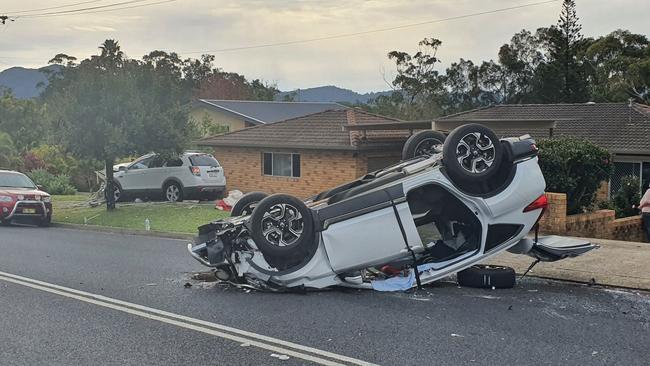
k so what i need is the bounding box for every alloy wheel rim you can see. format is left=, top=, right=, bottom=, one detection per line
left=166, top=185, right=179, bottom=202
left=260, top=203, right=304, bottom=247
left=242, top=202, right=258, bottom=216
left=455, top=132, right=496, bottom=174
left=414, top=138, right=443, bottom=157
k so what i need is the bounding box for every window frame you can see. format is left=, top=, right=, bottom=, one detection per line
left=262, top=152, right=301, bottom=178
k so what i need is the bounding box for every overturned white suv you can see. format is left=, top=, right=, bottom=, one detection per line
left=188, top=124, right=596, bottom=291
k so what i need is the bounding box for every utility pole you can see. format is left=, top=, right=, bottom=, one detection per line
left=0, top=16, right=15, bottom=24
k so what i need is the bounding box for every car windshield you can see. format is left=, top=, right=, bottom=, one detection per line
left=189, top=154, right=220, bottom=167
left=0, top=172, right=36, bottom=188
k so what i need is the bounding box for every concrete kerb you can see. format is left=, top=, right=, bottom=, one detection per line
left=51, top=222, right=193, bottom=241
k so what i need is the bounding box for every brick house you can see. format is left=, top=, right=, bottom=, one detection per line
left=435, top=102, right=650, bottom=197
left=198, top=109, right=413, bottom=198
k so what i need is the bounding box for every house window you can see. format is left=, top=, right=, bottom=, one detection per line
left=610, top=161, right=650, bottom=198
left=262, top=152, right=300, bottom=177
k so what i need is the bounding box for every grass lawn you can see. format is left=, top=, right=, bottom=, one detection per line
left=52, top=194, right=230, bottom=234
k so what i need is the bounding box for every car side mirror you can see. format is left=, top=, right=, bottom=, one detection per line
left=119, top=166, right=127, bottom=172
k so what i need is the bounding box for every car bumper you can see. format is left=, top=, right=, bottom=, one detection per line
left=1, top=200, right=52, bottom=221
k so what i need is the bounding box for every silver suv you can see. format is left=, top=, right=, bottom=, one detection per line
left=113, top=152, right=226, bottom=202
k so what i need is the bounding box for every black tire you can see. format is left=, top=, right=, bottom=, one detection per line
left=164, top=181, right=183, bottom=202
left=442, top=124, right=503, bottom=181
left=402, top=130, right=447, bottom=160
left=249, top=194, right=315, bottom=261
left=231, top=192, right=268, bottom=216
left=457, top=265, right=516, bottom=289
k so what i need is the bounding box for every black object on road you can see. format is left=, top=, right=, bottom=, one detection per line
left=457, top=265, right=516, bottom=289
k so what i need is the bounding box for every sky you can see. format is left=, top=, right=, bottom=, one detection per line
left=1, top=0, right=649, bottom=93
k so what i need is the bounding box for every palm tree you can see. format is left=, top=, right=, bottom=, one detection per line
left=96, top=39, right=125, bottom=70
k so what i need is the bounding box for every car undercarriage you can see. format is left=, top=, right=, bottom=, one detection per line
left=188, top=124, right=597, bottom=291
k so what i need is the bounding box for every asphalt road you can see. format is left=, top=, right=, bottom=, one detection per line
left=1, top=226, right=649, bottom=366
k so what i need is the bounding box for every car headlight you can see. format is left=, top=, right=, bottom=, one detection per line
left=0, top=195, right=14, bottom=202
left=42, top=196, right=51, bottom=203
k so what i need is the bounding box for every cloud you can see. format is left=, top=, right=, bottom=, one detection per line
left=69, top=25, right=117, bottom=32
left=1, top=0, right=649, bottom=92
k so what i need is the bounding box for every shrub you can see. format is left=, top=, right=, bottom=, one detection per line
left=28, top=169, right=77, bottom=195
left=29, top=144, right=78, bottom=175
left=22, top=151, right=46, bottom=172
left=612, top=175, right=641, bottom=218
left=537, top=138, right=613, bottom=214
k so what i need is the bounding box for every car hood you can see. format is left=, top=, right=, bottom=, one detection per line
left=0, top=187, right=49, bottom=197
left=113, top=162, right=130, bottom=171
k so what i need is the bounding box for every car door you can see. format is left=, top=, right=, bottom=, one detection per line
left=140, top=155, right=166, bottom=194
left=319, top=187, right=421, bottom=273
left=117, top=155, right=155, bottom=193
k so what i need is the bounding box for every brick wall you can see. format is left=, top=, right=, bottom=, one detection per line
left=609, top=215, right=646, bottom=242
left=540, top=192, right=647, bottom=242
left=212, top=146, right=368, bottom=199
left=539, top=193, right=567, bottom=234
left=595, top=180, right=610, bottom=202
left=565, top=210, right=616, bottom=238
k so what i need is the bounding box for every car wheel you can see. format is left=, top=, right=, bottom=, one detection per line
left=249, top=194, right=315, bottom=264
left=442, top=123, right=503, bottom=182
left=231, top=191, right=268, bottom=216
left=38, top=215, right=51, bottom=227
left=402, top=130, right=446, bottom=160
left=113, top=184, right=123, bottom=203
left=164, top=182, right=183, bottom=202
left=457, top=265, right=516, bottom=289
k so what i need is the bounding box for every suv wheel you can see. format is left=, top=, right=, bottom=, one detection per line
left=113, top=184, right=123, bottom=203
left=164, top=182, right=183, bottom=202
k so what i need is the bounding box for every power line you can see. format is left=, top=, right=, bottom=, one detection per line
left=180, top=0, right=560, bottom=54
left=3, top=1, right=102, bottom=15
left=22, top=0, right=177, bottom=18
left=11, top=0, right=153, bottom=18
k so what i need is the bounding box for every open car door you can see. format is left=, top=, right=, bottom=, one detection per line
left=509, top=235, right=598, bottom=262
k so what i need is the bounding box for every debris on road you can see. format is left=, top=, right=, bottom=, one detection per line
left=192, top=271, right=217, bottom=282
left=270, top=353, right=290, bottom=361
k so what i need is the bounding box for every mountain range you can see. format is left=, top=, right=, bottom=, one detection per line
left=0, top=66, right=393, bottom=103
left=0, top=66, right=57, bottom=98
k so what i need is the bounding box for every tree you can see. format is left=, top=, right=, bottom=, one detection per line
left=388, top=37, right=445, bottom=105
left=585, top=30, right=650, bottom=103
left=0, top=92, right=47, bottom=152
left=532, top=0, right=591, bottom=102
left=537, top=138, right=613, bottom=214
left=497, top=29, right=547, bottom=102
left=0, top=132, right=19, bottom=169
left=44, top=40, right=193, bottom=210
